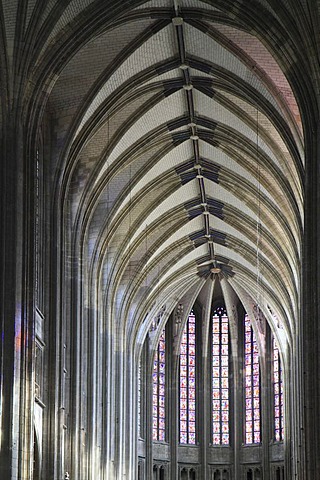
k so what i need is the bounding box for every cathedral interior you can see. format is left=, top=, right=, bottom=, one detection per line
left=1, top=0, right=320, bottom=478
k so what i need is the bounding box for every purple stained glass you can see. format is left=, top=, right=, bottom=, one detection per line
left=180, top=377, right=187, bottom=388
left=189, top=411, right=196, bottom=421
left=180, top=432, right=187, bottom=444
left=244, top=315, right=260, bottom=444
left=181, top=344, right=187, bottom=354
left=189, top=422, right=196, bottom=433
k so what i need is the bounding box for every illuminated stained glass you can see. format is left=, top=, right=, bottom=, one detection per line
left=212, top=306, right=229, bottom=445
left=179, top=311, right=196, bottom=444
left=138, top=358, right=141, bottom=437
left=245, top=315, right=260, bottom=444
left=152, top=329, right=166, bottom=441
left=273, top=337, right=284, bottom=441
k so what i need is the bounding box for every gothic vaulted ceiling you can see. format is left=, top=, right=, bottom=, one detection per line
left=1, top=0, right=306, bottom=348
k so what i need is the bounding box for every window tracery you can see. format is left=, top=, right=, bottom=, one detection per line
left=244, top=315, right=261, bottom=444
left=153, top=329, right=166, bottom=441
left=212, top=306, right=230, bottom=445
left=179, top=310, right=196, bottom=445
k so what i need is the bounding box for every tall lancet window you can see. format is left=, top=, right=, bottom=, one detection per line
left=179, top=310, right=196, bottom=444
left=138, top=358, right=141, bottom=437
left=244, top=315, right=261, bottom=444
left=212, top=306, right=230, bottom=445
left=152, top=329, right=166, bottom=441
left=273, top=337, right=284, bottom=441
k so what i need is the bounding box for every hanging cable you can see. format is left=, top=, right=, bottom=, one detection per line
left=256, top=107, right=262, bottom=309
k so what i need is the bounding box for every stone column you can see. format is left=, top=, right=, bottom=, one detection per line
left=0, top=117, right=36, bottom=479
left=302, top=120, right=320, bottom=479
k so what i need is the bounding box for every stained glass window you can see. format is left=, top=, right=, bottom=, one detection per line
left=138, top=358, right=141, bottom=437
left=212, top=306, right=230, bottom=445
left=179, top=310, right=196, bottom=444
left=152, top=329, right=166, bottom=441
left=273, top=337, right=284, bottom=441
left=244, top=315, right=261, bottom=444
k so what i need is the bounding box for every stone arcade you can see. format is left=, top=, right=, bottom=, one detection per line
left=1, top=0, right=320, bottom=479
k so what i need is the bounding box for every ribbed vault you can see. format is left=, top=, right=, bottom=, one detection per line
left=37, top=0, right=305, bottom=354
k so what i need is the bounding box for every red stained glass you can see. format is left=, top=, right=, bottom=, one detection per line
left=222, top=411, right=229, bottom=422
left=213, top=434, right=220, bottom=444
left=213, top=422, right=220, bottom=433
